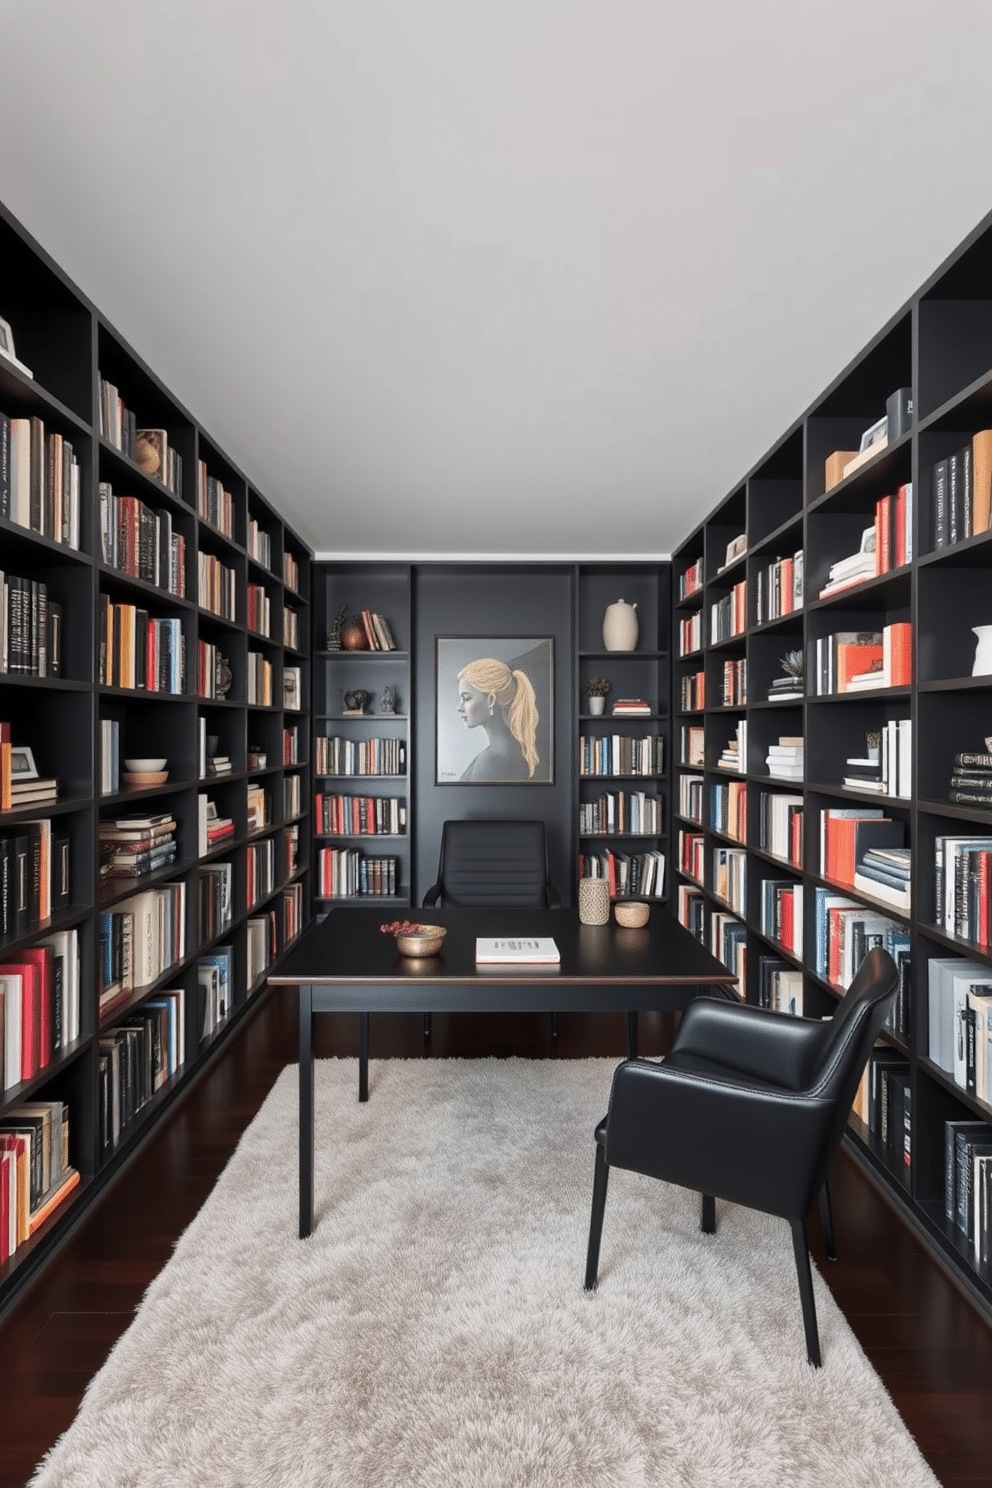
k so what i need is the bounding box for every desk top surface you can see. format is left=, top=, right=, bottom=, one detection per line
left=269, top=905, right=735, bottom=988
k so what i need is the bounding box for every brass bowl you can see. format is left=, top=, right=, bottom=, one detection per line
left=615, top=901, right=650, bottom=929
left=395, top=924, right=447, bottom=958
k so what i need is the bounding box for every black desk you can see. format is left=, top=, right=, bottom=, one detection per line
left=269, top=906, right=736, bottom=1238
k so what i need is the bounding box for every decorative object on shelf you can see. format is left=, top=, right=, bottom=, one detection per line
left=720, top=533, right=747, bottom=570
left=583, top=677, right=611, bottom=716
left=602, top=599, right=638, bottom=652
left=214, top=654, right=233, bottom=699
left=123, top=758, right=166, bottom=772
left=123, top=769, right=169, bottom=787
left=380, top=686, right=397, bottom=714
left=0, top=311, right=33, bottom=377
left=578, top=877, right=611, bottom=925
left=971, top=625, right=992, bottom=677
left=341, top=616, right=370, bottom=651
left=325, top=604, right=348, bottom=651
left=436, top=637, right=554, bottom=785
left=768, top=649, right=804, bottom=702
left=247, top=747, right=267, bottom=770
left=615, top=901, right=650, bottom=928
left=205, top=735, right=220, bottom=758
left=342, top=688, right=372, bottom=715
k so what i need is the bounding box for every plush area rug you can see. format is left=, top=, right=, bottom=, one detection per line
left=31, top=1059, right=938, bottom=1487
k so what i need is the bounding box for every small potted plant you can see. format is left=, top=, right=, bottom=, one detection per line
left=582, top=676, right=611, bottom=715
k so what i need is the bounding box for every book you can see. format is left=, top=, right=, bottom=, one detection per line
left=475, top=938, right=560, bottom=964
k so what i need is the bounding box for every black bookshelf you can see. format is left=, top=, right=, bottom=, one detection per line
left=671, top=209, right=992, bottom=1322
left=0, top=199, right=312, bottom=1314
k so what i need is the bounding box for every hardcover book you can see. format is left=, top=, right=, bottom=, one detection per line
left=475, top=938, right=560, bottom=965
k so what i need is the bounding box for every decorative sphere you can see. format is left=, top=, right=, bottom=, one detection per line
left=341, top=620, right=369, bottom=651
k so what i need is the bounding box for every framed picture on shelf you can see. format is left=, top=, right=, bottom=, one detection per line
left=435, top=636, right=554, bottom=785
left=0, top=312, right=32, bottom=376
left=10, top=745, right=39, bottom=781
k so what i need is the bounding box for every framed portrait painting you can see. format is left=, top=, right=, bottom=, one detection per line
left=436, top=637, right=554, bottom=785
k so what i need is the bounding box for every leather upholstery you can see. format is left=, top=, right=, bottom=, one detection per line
left=585, top=946, right=900, bottom=1365
left=423, top=820, right=561, bottom=908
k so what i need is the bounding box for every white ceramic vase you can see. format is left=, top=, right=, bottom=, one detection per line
left=972, top=625, right=992, bottom=677
left=603, top=599, right=639, bottom=652
left=588, top=695, right=607, bottom=715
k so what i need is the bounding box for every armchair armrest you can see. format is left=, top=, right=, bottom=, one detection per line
left=547, top=883, right=562, bottom=908
left=605, top=1057, right=835, bottom=1221
left=671, top=996, right=830, bottom=1092
left=422, top=884, right=442, bottom=907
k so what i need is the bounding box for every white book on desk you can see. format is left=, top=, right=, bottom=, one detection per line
left=475, top=937, right=560, bottom=964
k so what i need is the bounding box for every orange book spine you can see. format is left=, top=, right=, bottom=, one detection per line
left=888, top=622, right=913, bottom=687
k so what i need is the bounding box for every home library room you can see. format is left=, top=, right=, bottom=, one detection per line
left=0, top=201, right=312, bottom=1312
left=672, top=210, right=992, bottom=1321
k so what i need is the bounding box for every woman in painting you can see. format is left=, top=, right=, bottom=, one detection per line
left=457, top=658, right=539, bottom=781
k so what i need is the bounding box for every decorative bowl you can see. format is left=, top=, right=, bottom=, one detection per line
left=395, top=924, right=447, bottom=958
left=615, top=901, right=650, bottom=929
left=123, top=770, right=169, bottom=787
left=124, top=758, right=167, bottom=772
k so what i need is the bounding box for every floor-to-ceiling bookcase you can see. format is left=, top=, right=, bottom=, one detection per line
left=672, top=212, right=992, bottom=1320
left=0, top=201, right=311, bottom=1313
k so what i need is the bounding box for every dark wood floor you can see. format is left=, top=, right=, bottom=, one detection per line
left=2, top=987, right=991, bottom=1488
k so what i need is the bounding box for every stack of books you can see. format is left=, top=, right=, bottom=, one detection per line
left=766, top=736, right=804, bottom=780
left=843, top=722, right=912, bottom=797
left=949, top=749, right=992, bottom=806
left=818, top=529, right=877, bottom=597
left=767, top=669, right=809, bottom=702
left=207, top=754, right=233, bottom=777
left=611, top=698, right=651, bottom=716
left=854, top=846, right=912, bottom=911
left=99, top=813, right=177, bottom=880
left=717, top=719, right=747, bottom=771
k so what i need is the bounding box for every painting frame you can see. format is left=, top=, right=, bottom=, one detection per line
left=435, top=636, right=554, bottom=786
left=10, top=745, right=38, bottom=781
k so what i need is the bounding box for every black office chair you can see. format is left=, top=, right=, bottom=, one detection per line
left=422, top=818, right=561, bottom=1038
left=584, top=946, right=900, bottom=1367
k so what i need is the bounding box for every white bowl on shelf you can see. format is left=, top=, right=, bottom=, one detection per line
left=124, top=758, right=167, bottom=772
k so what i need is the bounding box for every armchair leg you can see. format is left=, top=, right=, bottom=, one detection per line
left=551, top=1012, right=559, bottom=1040
left=423, top=1012, right=432, bottom=1040
left=818, top=1182, right=837, bottom=1262
left=790, top=1219, right=822, bottom=1368
left=584, top=1143, right=610, bottom=1290
left=700, top=1193, right=716, bottom=1234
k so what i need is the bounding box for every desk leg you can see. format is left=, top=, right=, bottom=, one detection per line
left=299, top=985, right=315, bottom=1239
left=627, top=1011, right=638, bottom=1059
left=358, top=1011, right=369, bottom=1103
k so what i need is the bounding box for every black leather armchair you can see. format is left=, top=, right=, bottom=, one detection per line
left=422, top=819, right=561, bottom=1037
left=584, top=946, right=900, bottom=1366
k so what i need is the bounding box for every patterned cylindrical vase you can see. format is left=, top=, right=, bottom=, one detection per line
left=578, top=877, right=611, bottom=926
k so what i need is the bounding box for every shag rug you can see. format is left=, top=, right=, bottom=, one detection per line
left=31, top=1059, right=939, bottom=1488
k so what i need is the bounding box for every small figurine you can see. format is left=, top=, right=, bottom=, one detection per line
left=342, top=688, right=372, bottom=715
left=326, top=604, right=348, bottom=651
left=380, top=686, right=396, bottom=714
left=215, top=654, right=233, bottom=699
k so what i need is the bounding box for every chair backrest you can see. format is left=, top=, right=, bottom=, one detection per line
left=809, top=945, right=900, bottom=1155
left=429, top=819, right=553, bottom=907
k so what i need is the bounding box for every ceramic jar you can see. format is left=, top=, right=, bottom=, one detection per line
left=578, top=878, right=611, bottom=925
left=603, top=599, right=638, bottom=652
left=972, top=625, right=992, bottom=677
left=588, top=695, right=607, bottom=715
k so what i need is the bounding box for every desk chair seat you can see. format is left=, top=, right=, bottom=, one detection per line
left=584, top=947, right=899, bottom=1366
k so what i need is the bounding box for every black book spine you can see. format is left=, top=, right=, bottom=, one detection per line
left=933, top=459, right=948, bottom=548
left=0, top=411, right=10, bottom=519
left=949, top=452, right=961, bottom=546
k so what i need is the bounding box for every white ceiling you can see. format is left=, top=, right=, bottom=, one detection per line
left=3, top=0, right=992, bottom=560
